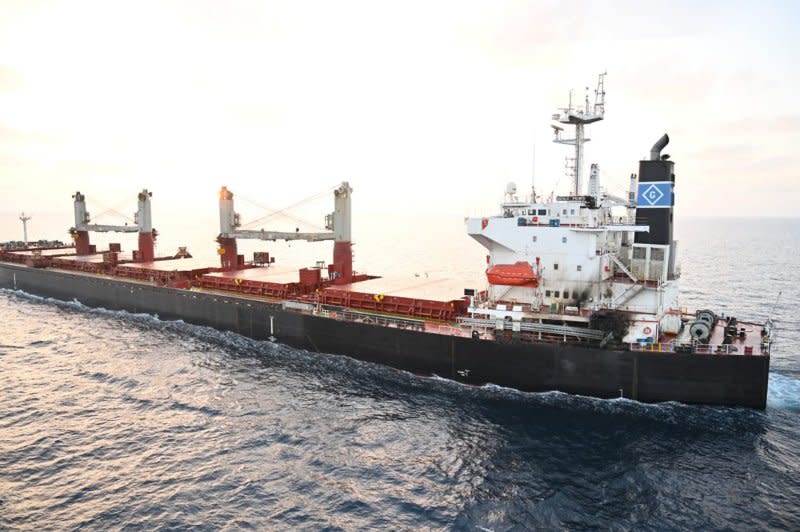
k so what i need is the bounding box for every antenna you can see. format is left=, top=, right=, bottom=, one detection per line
left=19, top=212, right=32, bottom=246
left=594, top=71, right=607, bottom=116
left=552, top=72, right=607, bottom=195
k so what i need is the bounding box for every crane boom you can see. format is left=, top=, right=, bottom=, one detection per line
left=70, top=189, right=156, bottom=260
left=216, top=182, right=353, bottom=282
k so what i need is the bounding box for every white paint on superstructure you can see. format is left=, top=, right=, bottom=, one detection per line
left=464, top=73, right=682, bottom=343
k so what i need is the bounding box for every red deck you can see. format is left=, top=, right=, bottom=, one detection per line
left=695, top=318, right=768, bottom=355
left=324, top=276, right=475, bottom=303
left=114, top=257, right=217, bottom=286
left=632, top=317, right=769, bottom=356
left=321, top=275, right=478, bottom=321
left=49, top=252, right=135, bottom=273
left=0, top=247, right=77, bottom=266
left=116, top=257, right=213, bottom=272
left=9, top=248, right=77, bottom=257
left=200, top=266, right=305, bottom=298
left=203, top=266, right=302, bottom=283
left=54, top=253, right=131, bottom=264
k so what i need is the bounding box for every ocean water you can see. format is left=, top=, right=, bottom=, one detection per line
left=1, top=218, right=799, bottom=530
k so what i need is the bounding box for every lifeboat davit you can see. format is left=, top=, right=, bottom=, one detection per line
left=486, top=261, right=539, bottom=287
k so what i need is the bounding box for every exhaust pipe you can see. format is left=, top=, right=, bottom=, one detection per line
left=650, top=133, right=669, bottom=161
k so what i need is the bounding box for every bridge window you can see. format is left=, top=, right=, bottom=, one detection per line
left=554, top=291, right=560, bottom=298
left=553, top=263, right=559, bottom=270
left=562, top=209, right=567, bottom=215
left=538, top=209, right=547, bottom=215
left=545, top=290, right=551, bottom=297
left=563, top=290, right=570, bottom=299
left=577, top=265, right=582, bottom=271
left=570, top=209, right=576, bottom=215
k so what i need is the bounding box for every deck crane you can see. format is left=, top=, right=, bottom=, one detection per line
left=70, top=189, right=157, bottom=261
left=216, top=182, right=353, bottom=283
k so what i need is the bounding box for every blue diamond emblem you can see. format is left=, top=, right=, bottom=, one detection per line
left=642, top=184, right=664, bottom=206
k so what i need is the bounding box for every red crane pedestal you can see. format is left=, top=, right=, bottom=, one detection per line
left=218, top=237, right=239, bottom=271
left=330, top=241, right=353, bottom=284
left=138, top=232, right=155, bottom=262
left=74, top=231, right=91, bottom=255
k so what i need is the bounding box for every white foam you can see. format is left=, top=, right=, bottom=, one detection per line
left=767, top=373, right=800, bottom=412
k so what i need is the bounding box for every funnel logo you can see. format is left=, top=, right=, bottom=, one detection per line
left=637, top=182, right=672, bottom=208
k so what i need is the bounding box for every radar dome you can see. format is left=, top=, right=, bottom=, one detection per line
left=505, top=182, right=517, bottom=195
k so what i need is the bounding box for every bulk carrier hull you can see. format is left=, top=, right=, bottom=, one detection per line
left=0, top=263, right=769, bottom=409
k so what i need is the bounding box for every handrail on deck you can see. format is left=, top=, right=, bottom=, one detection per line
left=629, top=342, right=675, bottom=353
left=629, top=340, right=765, bottom=356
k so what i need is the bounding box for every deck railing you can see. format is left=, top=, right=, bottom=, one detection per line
left=458, top=316, right=607, bottom=341
left=629, top=342, right=676, bottom=353
left=317, top=307, right=427, bottom=331
left=629, top=341, right=765, bottom=356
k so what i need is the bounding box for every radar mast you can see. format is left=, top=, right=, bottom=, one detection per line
left=551, top=72, right=606, bottom=195
left=19, top=212, right=32, bottom=246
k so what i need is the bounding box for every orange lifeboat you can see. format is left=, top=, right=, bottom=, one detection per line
left=486, top=261, right=539, bottom=287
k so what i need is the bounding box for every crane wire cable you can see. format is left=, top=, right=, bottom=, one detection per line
left=237, top=185, right=335, bottom=231
left=239, top=185, right=334, bottom=221
left=90, top=196, right=136, bottom=224
left=240, top=202, right=327, bottom=232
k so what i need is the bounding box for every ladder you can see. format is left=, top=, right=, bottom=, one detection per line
left=614, top=283, right=644, bottom=307
left=611, top=254, right=638, bottom=282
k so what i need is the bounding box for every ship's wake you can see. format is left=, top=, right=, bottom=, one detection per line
left=767, top=373, right=800, bottom=412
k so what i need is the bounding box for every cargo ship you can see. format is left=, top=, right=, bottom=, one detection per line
left=0, top=75, right=772, bottom=408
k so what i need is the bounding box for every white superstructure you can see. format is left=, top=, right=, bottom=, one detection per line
left=465, top=75, right=681, bottom=344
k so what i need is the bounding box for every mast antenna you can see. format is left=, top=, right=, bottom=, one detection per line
left=551, top=72, right=607, bottom=195
left=19, top=212, right=32, bottom=246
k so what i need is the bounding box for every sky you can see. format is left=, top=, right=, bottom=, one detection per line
left=1, top=0, right=799, bottom=246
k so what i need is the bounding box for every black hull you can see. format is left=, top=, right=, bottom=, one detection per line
left=0, top=264, right=770, bottom=409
